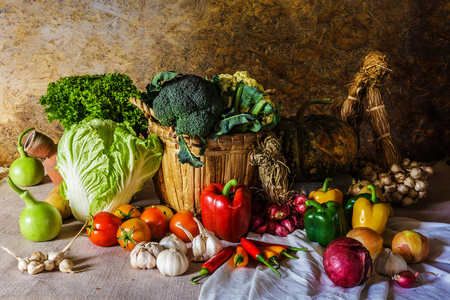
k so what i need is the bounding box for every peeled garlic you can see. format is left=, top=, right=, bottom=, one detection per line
left=373, top=248, right=408, bottom=277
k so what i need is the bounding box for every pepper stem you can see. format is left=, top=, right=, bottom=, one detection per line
left=322, top=177, right=332, bottom=192
left=367, top=184, right=378, bottom=203
left=191, top=268, right=210, bottom=285
left=222, top=179, right=238, bottom=197
left=286, top=246, right=308, bottom=252
left=234, top=254, right=244, bottom=268
left=305, top=200, right=323, bottom=212
left=257, top=255, right=281, bottom=277
left=281, top=250, right=299, bottom=259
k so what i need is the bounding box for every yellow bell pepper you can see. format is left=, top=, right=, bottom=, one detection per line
left=308, top=177, right=343, bottom=205
left=351, top=187, right=391, bottom=235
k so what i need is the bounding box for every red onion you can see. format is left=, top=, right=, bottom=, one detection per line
left=275, top=223, right=289, bottom=237
left=280, top=218, right=295, bottom=233
left=266, top=203, right=290, bottom=221
left=323, top=237, right=373, bottom=288
left=392, top=270, right=437, bottom=288
left=250, top=214, right=265, bottom=231
left=267, top=220, right=277, bottom=234
left=292, top=194, right=308, bottom=214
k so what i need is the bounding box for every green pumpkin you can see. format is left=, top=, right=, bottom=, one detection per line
left=277, top=98, right=358, bottom=182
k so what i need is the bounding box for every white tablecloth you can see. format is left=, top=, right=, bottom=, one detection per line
left=199, top=217, right=450, bottom=300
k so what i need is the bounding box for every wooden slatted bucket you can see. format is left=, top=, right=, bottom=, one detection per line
left=131, top=97, right=266, bottom=214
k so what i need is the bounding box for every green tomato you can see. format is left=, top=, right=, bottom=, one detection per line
left=8, top=178, right=62, bottom=242
left=9, top=128, right=44, bottom=187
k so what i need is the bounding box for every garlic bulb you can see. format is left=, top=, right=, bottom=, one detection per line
left=176, top=217, right=223, bottom=262
left=373, top=248, right=407, bottom=277
left=156, top=248, right=189, bottom=276
left=130, top=242, right=163, bottom=270
left=190, top=218, right=223, bottom=262
left=27, top=261, right=44, bottom=275
left=159, top=233, right=187, bottom=254
left=354, top=158, right=433, bottom=207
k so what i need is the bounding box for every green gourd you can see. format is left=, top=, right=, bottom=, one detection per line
left=8, top=177, right=62, bottom=242
left=277, top=98, right=358, bottom=182
left=9, top=128, right=45, bottom=187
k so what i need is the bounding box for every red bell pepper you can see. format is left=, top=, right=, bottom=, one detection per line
left=200, top=179, right=252, bottom=243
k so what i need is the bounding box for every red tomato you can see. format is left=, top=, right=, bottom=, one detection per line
left=87, top=212, right=123, bottom=247
left=114, top=204, right=141, bottom=221
left=140, top=207, right=169, bottom=240
left=169, top=210, right=200, bottom=243
left=116, top=218, right=152, bottom=251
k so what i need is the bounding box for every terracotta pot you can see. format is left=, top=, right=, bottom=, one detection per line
left=24, top=130, right=57, bottom=159
left=24, top=130, right=63, bottom=185
left=43, top=152, right=64, bottom=186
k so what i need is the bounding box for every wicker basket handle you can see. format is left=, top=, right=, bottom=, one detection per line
left=130, top=97, right=156, bottom=120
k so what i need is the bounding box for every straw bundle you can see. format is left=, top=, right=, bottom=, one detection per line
left=341, top=51, right=401, bottom=168
left=248, top=133, right=290, bottom=205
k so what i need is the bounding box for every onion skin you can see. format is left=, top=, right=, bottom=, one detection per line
left=392, top=230, right=430, bottom=263
left=346, top=227, right=383, bottom=259
left=323, top=237, right=373, bottom=288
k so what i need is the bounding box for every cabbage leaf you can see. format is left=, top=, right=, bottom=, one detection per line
left=56, top=118, right=163, bottom=222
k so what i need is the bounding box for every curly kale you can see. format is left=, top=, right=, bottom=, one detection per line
left=39, top=73, right=148, bottom=137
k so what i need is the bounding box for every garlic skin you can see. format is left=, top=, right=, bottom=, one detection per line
left=190, top=218, right=223, bottom=262
left=27, top=261, right=44, bottom=275
left=47, top=251, right=65, bottom=267
left=130, top=242, right=162, bottom=270
left=156, top=248, right=189, bottom=277
left=30, top=252, right=46, bottom=263
left=18, top=257, right=29, bottom=271
left=373, top=248, right=408, bottom=277
left=43, top=259, right=55, bottom=271
left=159, top=233, right=187, bottom=254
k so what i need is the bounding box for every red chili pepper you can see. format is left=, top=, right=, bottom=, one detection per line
left=246, top=239, right=307, bottom=252
left=240, top=237, right=281, bottom=277
left=200, top=179, right=252, bottom=242
left=191, top=246, right=234, bottom=285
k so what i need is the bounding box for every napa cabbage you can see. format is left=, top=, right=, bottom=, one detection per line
left=56, top=118, right=163, bottom=222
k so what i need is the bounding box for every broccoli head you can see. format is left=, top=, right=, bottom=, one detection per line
left=153, top=74, right=224, bottom=137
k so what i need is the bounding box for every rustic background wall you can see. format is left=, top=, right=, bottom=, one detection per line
left=1, top=0, right=448, bottom=167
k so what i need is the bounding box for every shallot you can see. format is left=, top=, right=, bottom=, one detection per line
left=392, top=270, right=437, bottom=288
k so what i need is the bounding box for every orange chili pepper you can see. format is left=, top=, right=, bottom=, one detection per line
left=234, top=245, right=249, bottom=268
left=261, top=248, right=280, bottom=268
left=265, top=245, right=299, bottom=260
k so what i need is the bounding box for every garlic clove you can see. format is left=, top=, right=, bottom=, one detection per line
left=30, top=251, right=46, bottom=263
